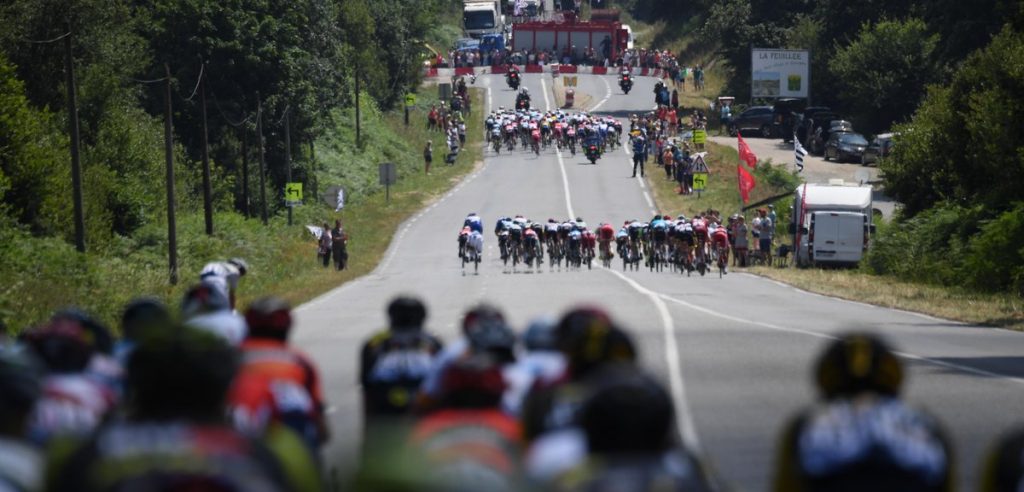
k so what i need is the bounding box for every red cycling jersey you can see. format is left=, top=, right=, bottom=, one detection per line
left=711, top=228, right=729, bottom=249
left=597, top=224, right=615, bottom=241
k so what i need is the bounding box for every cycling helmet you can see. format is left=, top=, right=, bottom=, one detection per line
left=462, top=304, right=506, bottom=335
left=467, top=316, right=516, bottom=364
left=244, top=296, right=293, bottom=340
left=22, top=318, right=95, bottom=374
left=556, top=307, right=636, bottom=378
left=51, top=308, right=114, bottom=355
left=181, top=281, right=231, bottom=318
left=227, top=257, right=249, bottom=276
left=121, top=297, right=171, bottom=342
left=523, top=316, right=558, bottom=351
left=387, top=295, right=427, bottom=331
left=581, top=365, right=674, bottom=454
left=814, top=333, right=903, bottom=400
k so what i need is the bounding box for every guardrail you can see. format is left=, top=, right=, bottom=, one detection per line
left=426, top=65, right=666, bottom=79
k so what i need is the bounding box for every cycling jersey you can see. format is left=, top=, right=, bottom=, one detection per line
left=47, top=422, right=320, bottom=492
left=711, top=228, right=730, bottom=249
left=773, top=395, right=952, bottom=492
left=597, top=224, right=616, bottom=241
left=360, top=330, right=443, bottom=416
left=29, top=374, right=116, bottom=444
left=464, top=215, right=483, bottom=233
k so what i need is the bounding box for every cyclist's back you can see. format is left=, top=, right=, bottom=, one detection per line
left=47, top=325, right=320, bottom=492
left=772, top=333, right=952, bottom=492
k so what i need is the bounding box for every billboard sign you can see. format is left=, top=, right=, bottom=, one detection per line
left=751, top=48, right=809, bottom=98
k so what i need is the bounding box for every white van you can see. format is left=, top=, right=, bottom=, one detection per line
left=791, top=181, right=874, bottom=267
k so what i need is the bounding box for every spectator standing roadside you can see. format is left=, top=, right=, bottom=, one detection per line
left=733, top=215, right=749, bottom=266
left=423, top=141, right=433, bottom=175
left=331, top=220, right=348, bottom=271
left=758, top=209, right=773, bottom=262
left=318, top=223, right=332, bottom=268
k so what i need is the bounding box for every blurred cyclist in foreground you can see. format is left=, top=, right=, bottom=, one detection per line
left=772, top=333, right=953, bottom=492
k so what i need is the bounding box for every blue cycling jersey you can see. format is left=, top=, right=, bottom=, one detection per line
left=464, top=215, right=483, bottom=233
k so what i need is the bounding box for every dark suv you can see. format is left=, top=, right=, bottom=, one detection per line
left=796, top=108, right=836, bottom=146
left=771, top=98, right=806, bottom=142
left=727, top=106, right=775, bottom=138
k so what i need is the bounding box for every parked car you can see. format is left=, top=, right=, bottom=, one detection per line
left=796, top=107, right=835, bottom=146
left=772, top=98, right=806, bottom=142
left=727, top=106, right=775, bottom=138
left=824, top=132, right=869, bottom=162
left=861, top=133, right=894, bottom=166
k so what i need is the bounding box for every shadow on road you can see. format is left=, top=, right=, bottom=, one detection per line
left=914, top=356, right=1024, bottom=379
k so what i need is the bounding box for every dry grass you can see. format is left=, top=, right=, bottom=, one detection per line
left=747, top=266, right=1024, bottom=330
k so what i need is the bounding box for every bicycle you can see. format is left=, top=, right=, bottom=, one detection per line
left=715, top=245, right=728, bottom=278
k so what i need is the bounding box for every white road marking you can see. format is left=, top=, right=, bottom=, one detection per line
left=602, top=267, right=701, bottom=449
left=590, top=75, right=612, bottom=112
left=540, top=76, right=552, bottom=111
left=555, top=150, right=575, bottom=219
left=656, top=293, right=1024, bottom=386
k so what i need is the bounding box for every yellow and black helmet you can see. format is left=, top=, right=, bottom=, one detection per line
left=814, top=333, right=904, bottom=400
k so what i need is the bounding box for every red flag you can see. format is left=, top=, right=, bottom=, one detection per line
left=737, top=134, right=758, bottom=168
left=737, top=164, right=756, bottom=203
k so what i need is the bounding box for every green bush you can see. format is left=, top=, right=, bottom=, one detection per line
left=864, top=203, right=981, bottom=285
left=962, top=203, right=1024, bottom=296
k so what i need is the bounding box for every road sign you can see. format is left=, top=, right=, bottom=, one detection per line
left=693, top=172, right=709, bottom=191
left=378, top=162, right=397, bottom=186
left=692, top=153, right=710, bottom=172
left=379, top=162, right=397, bottom=202
left=404, top=93, right=417, bottom=107
left=692, top=129, right=707, bottom=145
left=284, top=182, right=302, bottom=206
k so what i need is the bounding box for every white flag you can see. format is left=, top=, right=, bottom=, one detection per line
left=794, top=135, right=807, bottom=173
left=335, top=188, right=345, bottom=211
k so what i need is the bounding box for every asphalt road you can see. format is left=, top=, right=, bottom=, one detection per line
left=292, top=72, right=1024, bottom=490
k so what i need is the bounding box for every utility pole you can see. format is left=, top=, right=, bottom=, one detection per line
left=163, top=63, right=178, bottom=284
left=284, top=109, right=293, bottom=226
left=354, top=63, right=361, bottom=146
left=64, top=27, right=85, bottom=253
left=240, top=126, right=250, bottom=218
left=256, top=93, right=268, bottom=225
left=199, top=62, right=213, bottom=235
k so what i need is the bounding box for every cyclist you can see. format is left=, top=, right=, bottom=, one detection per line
left=508, top=220, right=525, bottom=263
left=229, top=297, right=329, bottom=451
left=47, top=326, right=321, bottom=492
left=199, top=257, right=248, bottom=310
left=711, top=223, right=730, bottom=274
left=676, top=219, right=696, bottom=269
left=597, top=222, right=616, bottom=262
left=361, top=296, right=443, bottom=420
left=464, top=212, right=483, bottom=233
left=504, top=317, right=566, bottom=417
left=181, top=281, right=248, bottom=346
left=691, top=215, right=710, bottom=264
left=772, top=333, right=953, bottom=492
left=561, top=365, right=719, bottom=491
left=418, top=305, right=507, bottom=411
left=524, top=226, right=541, bottom=265
left=650, top=215, right=669, bottom=264
left=566, top=227, right=583, bottom=266
left=580, top=227, right=597, bottom=264
left=615, top=223, right=630, bottom=259
left=522, top=308, right=638, bottom=482
left=0, top=348, right=42, bottom=492
left=410, top=354, right=523, bottom=491
left=23, top=318, right=116, bottom=444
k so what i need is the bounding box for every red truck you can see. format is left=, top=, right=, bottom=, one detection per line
left=511, top=14, right=629, bottom=64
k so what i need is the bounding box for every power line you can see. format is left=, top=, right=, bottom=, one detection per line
left=210, top=91, right=252, bottom=128
left=20, top=32, right=70, bottom=44
left=181, top=62, right=205, bottom=102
